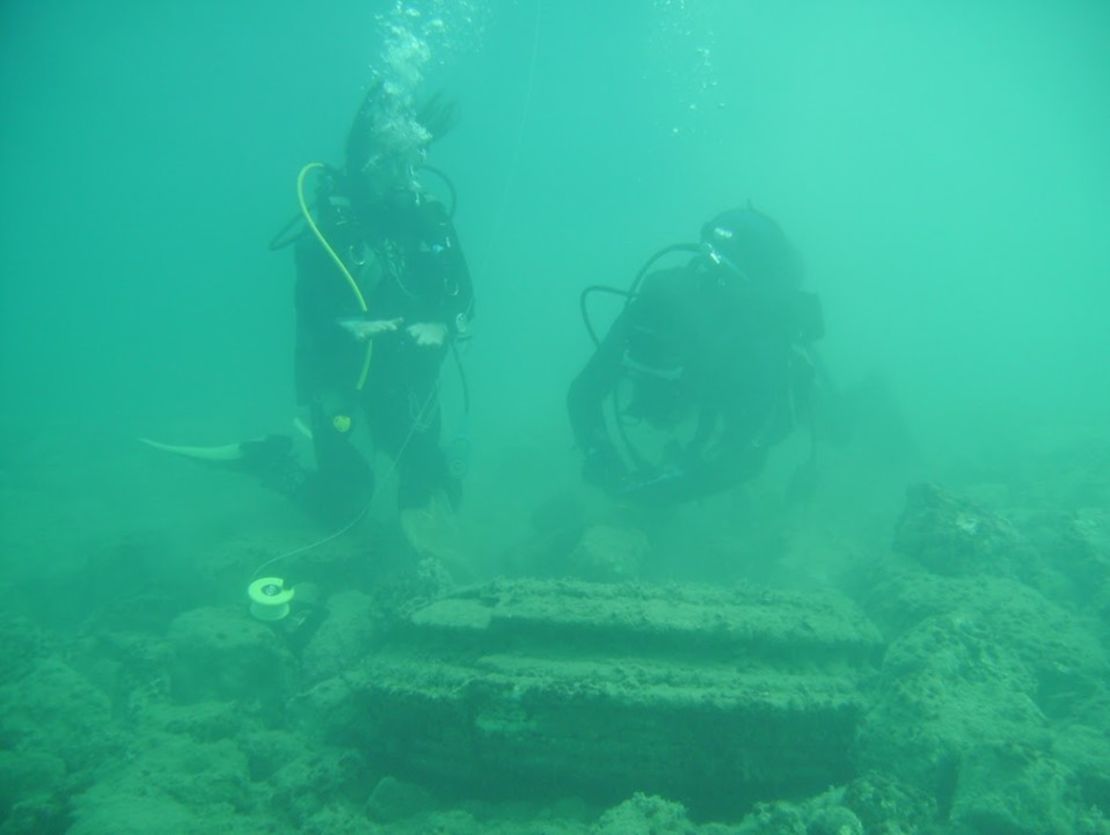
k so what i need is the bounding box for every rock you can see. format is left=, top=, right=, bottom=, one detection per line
left=0, top=615, right=51, bottom=687
left=1026, top=508, right=1110, bottom=616
left=269, top=748, right=372, bottom=824
left=68, top=792, right=201, bottom=835
left=400, top=494, right=471, bottom=582
left=859, top=609, right=1046, bottom=795
left=893, top=483, right=1035, bottom=577
left=857, top=571, right=1110, bottom=835
left=0, top=750, right=65, bottom=830
left=300, top=804, right=381, bottom=835
left=239, top=729, right=305, bottom=783
left=863, top=573, right=1107, bottom=721
left=568, top=525, right=650, bottom=581
left=136, top=733, right=251, bottom=808
left=366, top=776, right=437, bottom=823
left=732, top=787, right=887, bottom=835
left=842, top=772, right=936, bottom=835
left=301, top=591, right=378, bottom=684
left=948, top=745, right=1092, bottom=835
left=336, top=578, right=882, bottom=816
left=737, top=801, right=807, bottom=835
left=0, top=657, right=118, bottom=772
left=289, top=673, right=366, bottom=747
left=592, top=793, right=694, bottom=834
left=145, top=699, right=243, bottom=742
left=806, top=805, right=864, bottom=835
left=67, top=732, right=264, bottom=834
left=88, top=630, right=172, bottom=721
left=1049, top=722, right=1110, bottom=826
left=0, top=793, right=66, bottom=835
left=167, top=606, right=295, bottom=709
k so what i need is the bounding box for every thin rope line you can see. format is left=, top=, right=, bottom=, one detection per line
left=249, top=372, right=443, bottom=580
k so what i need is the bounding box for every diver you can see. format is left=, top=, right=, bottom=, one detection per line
left=147, top=82, right=475, bottom=538
left=568, top=207, right=823, bottom=504
left=279, top=82, right=474, bottom=531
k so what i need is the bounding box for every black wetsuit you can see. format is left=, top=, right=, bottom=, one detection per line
left=293, top=189, right=474, bottom=518
left=568, top=257, right=819, bottom=502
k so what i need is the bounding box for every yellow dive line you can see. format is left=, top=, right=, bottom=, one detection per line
left=296, top=162, right=373, bottom=390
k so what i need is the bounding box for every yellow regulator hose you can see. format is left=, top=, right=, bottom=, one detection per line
left=296, top=162, right=373, bottom=390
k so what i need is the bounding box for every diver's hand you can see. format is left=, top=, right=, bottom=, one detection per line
left=620, top=465, right=687, bottom=504
left=407, top=322, right=448, bottom=347
left=339, top=317, right=404, bottom=342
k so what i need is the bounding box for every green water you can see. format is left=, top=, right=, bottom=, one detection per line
left=2, top=2, right=1108, bottom=833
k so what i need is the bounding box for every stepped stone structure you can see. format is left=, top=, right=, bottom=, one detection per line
left=336, top=578, right=882, bottom=814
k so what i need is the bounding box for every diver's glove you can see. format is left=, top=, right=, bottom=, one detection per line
left=582, top=442, right=628, bottom=494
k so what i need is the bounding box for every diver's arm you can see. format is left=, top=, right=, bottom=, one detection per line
left=405, top=321, right=448, bottom=347
left=692, top=429, right=769, bottom=495
left=568, top=313, right=628, bottom=450
left=625, top=426, right=768, bottom=504
left=340, top=318, right=404, bottom=341
left=405, top=246, right=469, bottom=347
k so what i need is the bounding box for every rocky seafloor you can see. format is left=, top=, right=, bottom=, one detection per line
left=1, top=434, right=1108, bottom=834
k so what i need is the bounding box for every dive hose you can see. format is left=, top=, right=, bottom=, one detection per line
left=296, top=162, right=373, bottom=391
left=579, top=242, right=704, bottom=472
